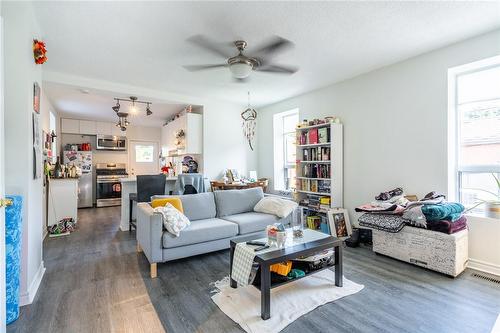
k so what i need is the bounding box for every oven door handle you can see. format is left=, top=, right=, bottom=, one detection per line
left=97, top=180, right=120, bottom=183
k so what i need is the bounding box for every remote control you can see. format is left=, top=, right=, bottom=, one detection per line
left=246, top=241, right=267, bottom=246
left=254, top=245, right=269, bottom=252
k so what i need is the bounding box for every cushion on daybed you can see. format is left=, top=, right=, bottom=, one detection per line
left=214, top=187, right=264, bottom=217
left=223, top=212, right=280, bottom=234
left=162, top=218, right=238, bottom=248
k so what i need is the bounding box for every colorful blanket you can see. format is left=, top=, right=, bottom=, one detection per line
left=421, top=203, right=464, bottom=221
left=426, top=215, right=467, bottom=234
left=358, top=213, right=410, bottom=233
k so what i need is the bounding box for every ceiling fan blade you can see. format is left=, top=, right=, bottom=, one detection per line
left=252, top=36, right=294, bottom=58
left=255, top=64, right=298, bottom=74
left=187, top=35, right=232, bottom=59
left=183, top=64, right=228, bottom=71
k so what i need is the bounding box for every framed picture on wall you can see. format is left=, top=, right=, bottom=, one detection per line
left=327, top=208, right=352, bottom=239
left=33, top=82, right=41, bottom=114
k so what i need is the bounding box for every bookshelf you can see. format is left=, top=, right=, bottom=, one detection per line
left=295, top=121, right=343, bottom=233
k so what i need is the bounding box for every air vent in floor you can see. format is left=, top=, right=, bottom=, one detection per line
left=471, top=272, right=500, bottom=285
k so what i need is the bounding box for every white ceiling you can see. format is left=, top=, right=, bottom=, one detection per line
left=35, top=1, right=500, bottom=107
left=44, top=82, right=191, bottom=127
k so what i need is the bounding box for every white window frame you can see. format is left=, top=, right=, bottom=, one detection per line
left=273, top=109, right=299, bottom=193
left=448, top=55, right=500, bottom=207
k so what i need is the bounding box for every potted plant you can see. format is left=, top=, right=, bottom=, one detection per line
left=466, top=173, right=500, bottom=219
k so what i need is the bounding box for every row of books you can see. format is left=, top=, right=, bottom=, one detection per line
left=305, top=215, right=330, bottom=234
left=298, top=179, right=331, bottom=193
left=298, top=127, right=330, bottom=145
left=302, top=147, right=330, bottom=161
left=301, top=164, right=331, bottom=178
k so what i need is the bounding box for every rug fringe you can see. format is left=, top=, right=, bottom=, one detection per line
left=210, top=276, right=231, bottom=293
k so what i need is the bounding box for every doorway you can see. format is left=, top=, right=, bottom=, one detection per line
left=128, top=140, right=159, bottom=176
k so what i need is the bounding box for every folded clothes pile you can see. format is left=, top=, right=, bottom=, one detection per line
left=356, top=188, right=467, bottom=234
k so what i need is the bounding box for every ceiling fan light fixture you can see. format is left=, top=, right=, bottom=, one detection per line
left=230, top=62, right=252, bottom=79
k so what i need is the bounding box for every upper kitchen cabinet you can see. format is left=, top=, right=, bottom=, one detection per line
left=161, top=113, right=202, bottom=155
left=61, top=118, right=80, bottom=134
left=96, top=121, right=112, bottom=135
left=62, top=118, right=125, bottom=136
left=79, top=120, right=97, bottom=135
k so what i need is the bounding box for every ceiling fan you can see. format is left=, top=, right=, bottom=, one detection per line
left=183, top=35, right=298, bottom=81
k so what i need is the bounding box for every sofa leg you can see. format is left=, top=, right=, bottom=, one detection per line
left=136, top=243, right=142, bottom=253
left=150, top=263, right=157, bottom=278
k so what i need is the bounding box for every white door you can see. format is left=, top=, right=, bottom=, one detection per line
left=129, top=141, right=159, bottom=176
left=0, top=18, right=6, bottom=333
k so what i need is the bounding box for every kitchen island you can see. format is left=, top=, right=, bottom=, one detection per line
left=120, top=176, right=177, bottom=231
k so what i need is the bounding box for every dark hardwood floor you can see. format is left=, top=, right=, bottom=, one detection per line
left=7, top=207, right=500, bottom=333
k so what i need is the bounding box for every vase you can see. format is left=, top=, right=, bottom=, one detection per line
left=485, top=202, right=500, bottom=219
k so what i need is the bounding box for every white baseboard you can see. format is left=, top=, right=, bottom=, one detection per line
left=19, top=261, right=46, bottom=306
left=468, top=258, right=500, bottom=277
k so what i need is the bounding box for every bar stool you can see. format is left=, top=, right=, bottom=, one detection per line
left=129, top=174, right=167, bottom=232
left=129, top=192, right=138, bottom=233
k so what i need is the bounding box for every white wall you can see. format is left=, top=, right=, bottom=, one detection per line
left=3, top=1, right=46, bottom=305
left=257, top=29, right=500, bottom=274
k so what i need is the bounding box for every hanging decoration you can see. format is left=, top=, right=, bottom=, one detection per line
left=33, top=39, right=47, bottom=65
left=241, top=92, right=257, bottom=151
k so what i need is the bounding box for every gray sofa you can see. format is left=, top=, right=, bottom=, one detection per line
left=136, top=187, right=291, bottom=278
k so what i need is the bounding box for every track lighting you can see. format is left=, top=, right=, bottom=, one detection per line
left=112, top=96, right=153, bottom=130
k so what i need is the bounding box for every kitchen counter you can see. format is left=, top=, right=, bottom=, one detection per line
left=120, top=175, right=178, bottom=231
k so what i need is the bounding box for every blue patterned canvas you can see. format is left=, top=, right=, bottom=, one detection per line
left=5, top=195, right=22, bottom=325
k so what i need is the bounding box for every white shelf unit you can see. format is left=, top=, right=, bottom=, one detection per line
left=295, top=122, right=343, bottom=209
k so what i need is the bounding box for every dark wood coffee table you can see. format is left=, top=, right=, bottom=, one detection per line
left=229, top=229, right=343, bottom=320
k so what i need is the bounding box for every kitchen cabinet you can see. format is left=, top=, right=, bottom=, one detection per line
left=47, top=178, right=78, bottom=226
left=61, top=118, right=80, bottom=134
left=79, top=120, right=97, bottom=135
left=111, top=124, right=124, bottom=136
left=161, top=113, right=202, bottom=155
left=96, top=121, right=112, bottom=135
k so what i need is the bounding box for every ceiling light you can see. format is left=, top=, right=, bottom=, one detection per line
left=112, top=100, right=120, bottom=113
left=230, top=62, right=252, bottom=79
left=112, top=96, right=152, bottom=129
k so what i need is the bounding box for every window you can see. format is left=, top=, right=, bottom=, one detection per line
left=135, top=145, right=154, bottom=162
left=273, top=109, right=299, bottom=192
left=49, top=111, right=57, bottom=163
left=449, top=56, right=500, bottom=215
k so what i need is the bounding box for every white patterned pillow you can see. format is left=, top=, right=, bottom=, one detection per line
left=153, top=203, right=190, bottom=237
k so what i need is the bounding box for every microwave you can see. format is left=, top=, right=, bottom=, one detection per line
left=96, top=135, right=127, bottom=151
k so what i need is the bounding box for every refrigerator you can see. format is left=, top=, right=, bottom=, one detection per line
left=64, top=150, right=93, bottom=208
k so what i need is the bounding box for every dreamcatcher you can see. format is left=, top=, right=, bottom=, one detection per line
left=241, top=92, right=257, bottom=151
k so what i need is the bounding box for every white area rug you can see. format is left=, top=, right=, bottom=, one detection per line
left=492, top=314, right=500, bottom=333
left=211, top=270, right=364, bottom=333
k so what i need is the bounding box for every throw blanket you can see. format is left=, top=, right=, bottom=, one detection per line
left=358, top=213, right=410, bottom=233
left=231, top=243, right=258, bottom=286
left=421, top=203, right=464, bottom=221
left=426, top=215, right=467, bottom=234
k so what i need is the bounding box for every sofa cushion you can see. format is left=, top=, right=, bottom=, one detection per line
left=151, top=197, right=183, bottom=212
left=162, top=218, right=238, bottom=248
left=222, top=212, right=279, bottom=235
left=214, top=187, right=264, bottom=217
left=152, top=192, right=216, bottom=221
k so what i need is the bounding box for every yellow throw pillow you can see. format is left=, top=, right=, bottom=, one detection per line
left=151, top=197, right=183, bottom=213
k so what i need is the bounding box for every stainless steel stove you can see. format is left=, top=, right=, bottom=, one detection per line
left=95, top=163, right=127, bottom=207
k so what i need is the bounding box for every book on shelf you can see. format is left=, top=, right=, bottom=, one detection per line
left=308, top=128, right=318, bottom=144
left=302, top=164, right=331, bottom=178
left=318, top=127, right=329, bottom=144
